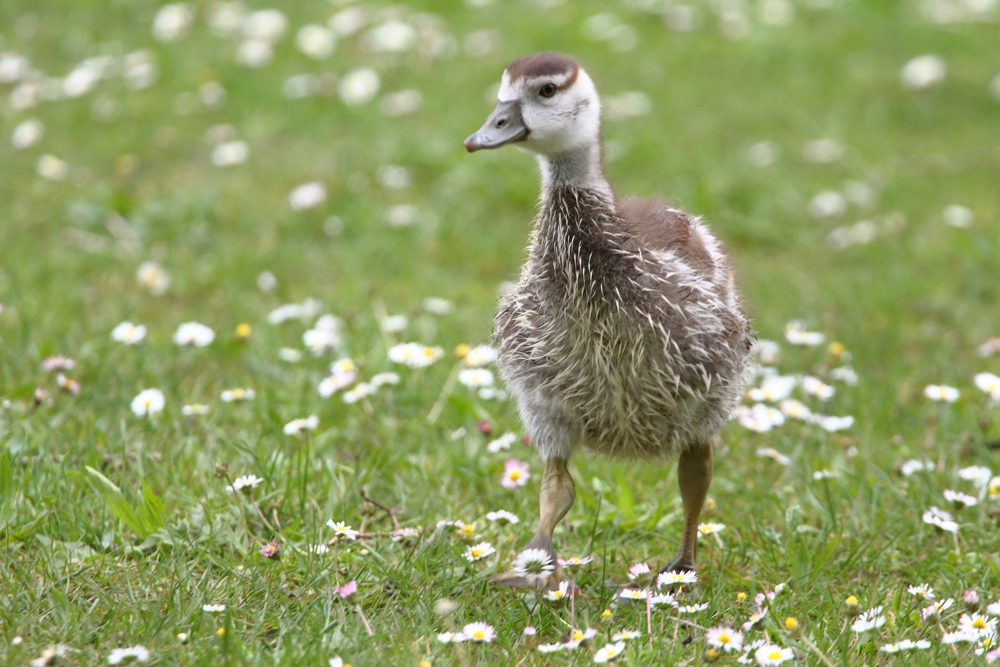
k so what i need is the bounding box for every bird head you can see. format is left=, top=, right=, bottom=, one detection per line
left=464, top=53, right=601, bottom=157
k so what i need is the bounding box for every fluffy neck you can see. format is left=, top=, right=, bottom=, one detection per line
left=536, top=141, right=611, bottom=197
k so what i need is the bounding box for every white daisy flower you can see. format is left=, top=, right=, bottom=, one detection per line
left=543, top=581, right=571, bottom=602
left=943, top=489, right=978, bottom=507
left=706, top=626, right=744, bottom=652
left=227, top=474, right=263, bottom=494
left=339, top=68, right=380, bottom=106
left=512, top=548, right=554, bottom=578
left=901, top=54, right=946, bottom=90
left=784, top=321, right=825, bottom=346
left=202, top=603, right=226, bottom=613
left=130, top=389, right=165, bottom=417
left=923, top=506, right=959, bottom=532
left=618, top=589, right=649, bottom=601
left=12, top=118, right=44, bottom=150
left=283, top=415, right=319, bottom=435
left=922, top=598, right=954, bottom=620
left=220, top=388, right=254, bottom=402
left=343, top=382, right=376, bottom=404
left=592, top=641, right=625, bottom=663
left=296, top=25, right=335, bottom=59
left=458, top=368, right=494, bottom=388
left=959, top=613, right=997, bottom=638
left=327, top=521, right=359, bottom=540
left=747, top=374, right=796, bottom=402
left=907, top=584, right=935, bottom=600
left=111, top=321, right=147, bottom=345
left=900, top=459, right=935, bottom=476
left=152, top=4, right=192, bottom=42
left=611, top=629, right=641, bottom=641
left=754, top=644, right=793, bottom=665
left=107, top=645, right=150, bottom=664
left=487, top=432, right=517, bottom=453
left=485, top=510, right=519, bottom=525
left=649, top=592, right=678, bottom=607
left=288, top=182, right=327, bottom=211
left=657, top=570, right=698, bottom=587
left=464, top=541, right=495, bottom=562
left=462, top=621, right=495, bottom=643
left=698, top=522, right=726, bottom=537
left=181, top=403, right=209, bottom=416
left=801, top=375, right=835, bottom=400
left=959, top=465, right=993, bottom=488
left=851, top=606, right=886, bottom=633
left=924, top=384, right=959, bottom=402
left=173, top=322, right=215, bottom=347
left=975, top=372, right=1000, bottom=401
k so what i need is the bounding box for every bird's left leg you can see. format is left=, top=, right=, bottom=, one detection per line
left=662, top=442, right=713, bottom=574
left=492, top=456, right=576, bottom=590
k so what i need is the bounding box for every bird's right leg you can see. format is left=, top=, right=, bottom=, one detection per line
left=492, top=456, right=576, bottom=590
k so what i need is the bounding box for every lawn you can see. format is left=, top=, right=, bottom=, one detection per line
left=1, top=0, right=999, bottom=664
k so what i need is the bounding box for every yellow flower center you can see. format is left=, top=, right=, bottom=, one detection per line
left=473, top=630, right=485, bottom=640
left=509, top=470, right=521, bottom=481
left=768, top=650, right=782, bottom=660
left=719, top=632, right=730, bottom=643
left=422, top=347, right=435, bottom=357
left=573, top=631, right=583, bottom=641
left=471, top=549, right=482, bottom=558
left=552, top=591, right=563, bottom=599
left=973, top=618, right=986, bottom=629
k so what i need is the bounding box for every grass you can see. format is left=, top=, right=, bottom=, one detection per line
left=1, top=0, right=999, bottom=664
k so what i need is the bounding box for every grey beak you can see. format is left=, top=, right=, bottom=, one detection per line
left=464, top=100, right=528, bottom=152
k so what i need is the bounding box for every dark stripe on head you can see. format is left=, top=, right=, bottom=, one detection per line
left=505, top=52, right=580, bottom=89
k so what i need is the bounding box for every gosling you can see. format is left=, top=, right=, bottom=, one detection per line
left=465, top=53, right=752, bottom=589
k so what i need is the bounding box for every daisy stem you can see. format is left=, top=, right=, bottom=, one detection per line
left=248, top=492, right=277, bottom=535
left=426, top=361, right=460, bottom=424
left=356, top=603, right=374, bottom=636
left=795, top=633, right=837, bottom=667
left=224, top=473, right=256, bottom=542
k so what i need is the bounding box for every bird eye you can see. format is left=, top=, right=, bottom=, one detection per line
left=539, top=83, right=557, bottom=98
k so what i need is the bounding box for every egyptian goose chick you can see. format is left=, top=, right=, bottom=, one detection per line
left=465, top=53, right=752, bottom=589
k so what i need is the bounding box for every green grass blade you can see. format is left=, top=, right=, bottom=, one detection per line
left=84, top=466, right=148, bottom=539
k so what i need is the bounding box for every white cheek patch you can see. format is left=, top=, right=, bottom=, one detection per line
left=498, top=72, right=520, bottom=102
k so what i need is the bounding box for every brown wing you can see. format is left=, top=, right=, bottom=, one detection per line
left=617, top=198, right=715, bottom=277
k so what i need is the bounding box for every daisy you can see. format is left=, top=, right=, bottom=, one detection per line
left=747, top=374, right=796, bottom=402
left=908, top=584, right=935, bottom=600
left=339, top=68, right=380, bottom=106
left=136, top=262, right=170, bottom=295
left=486, top=510, right=520, bottom=525
left=342, top=383, right=376, bottom=403
left=593, top=641, right=626, bottom=663
left=296, top=24, right=335, bottom=59
left=370, top=372, right=400, bottom=387
left=814, top=414, right=855, bottom=432
left=182, top=403, right=210, bottom=416
left=743, top=606, right=769, bottom=632
left=544, top=581, right=571, bottom=602
left=458, top=368, right=494, bottom=388
left=650, top=592, right=678, bottom=608
left=901, top=54, right=946, bottom=89
left=462, top=622, right=496, bottom=643
left=989, top=478, right=1000, bottom=501
left=924, top=384, right=959, bottom=402
left=801, top=375, right=835, bottom=400
left=513, top=548, right=554, bottom=578
left=657, top=570, right=698, bottom=587
left=308, top=544, right=329, bottom=555
left=330, top=358, right=358, bottom=379
left=558, top=555, right=594, bottom=568
left=501, top=459, right=530, bottom=490
left=611, top=629, right=641, bottom=641
left=437, top=632, right=465, bottom=644
left=283, top=415, right=319, bottom=435
left=698, top=522, right=726, bottom=537
left=563, top=628, right=597, bottom=649
left=288, top=182, right=326, bottom=210
left=423, top=297, right=454, bottom=315
left=627, top=562, right=651, bottom=580
left=812, top=470, right=838, bottom=480
left=221, top=388, right=254, bottom=402
left=943, top=489, right=978, bottom=508
left=959, top=613, right=997, bottom=638
left=465, top=542, right=495, bottom=562
left=619, top=589, right=649, bottom=601
left=41, top=355, right=76, bottom=372
left=897, top=639, right=931, bottom=650
left=463, top=344, right=498, bottom=367
left=202, top=604, right=226, bottom=613
left=923, top=506, right=959, bottom=532
left=538, top=642, right=566, bottom=653
left=487, top=432, right=517, bottom=453
left=333, top=580, right=357, bottom=598
left=130, top=389, right=165, bottom=417
left=959, top=466, right=993, bottom=488
left=227, top=474, right=263, bottom=494
left=851, top=606, right=886, bottom=632
left=901, top=459, right=934, bottom=476
left=679, top=603, right=709, bottom=613
left=304, top=326, right=341, bottom=355
left=111, top=321, right=147, bottom=345
left=988, top=600, right=1000, bottom=616
left=388, top=342, right=445, bottom=368
left=755, top=447, right=791, bottom=466
left=279, top=348, right=303, bottom=363
left=107, top=645, right=150, bottom=664
left=829, top=365, right=859, bottom=385
left=754, top=644, right=793, bottom=665
left=779, top=399, right=812, bottom=420
left=922, top=598, right=954, bottom=620
left=974, top=372, right=1000, bottom=401
left=784, top=321, right=825, bottom=346
left=327, top=521, right=359, bottom=540
left=173, top=322, right=215, bottom=347
left=57, top=374, right=80, bottom=395
left=942, top=630, right=977, bottom=644
left=706, top=626, right=744, bottom=652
